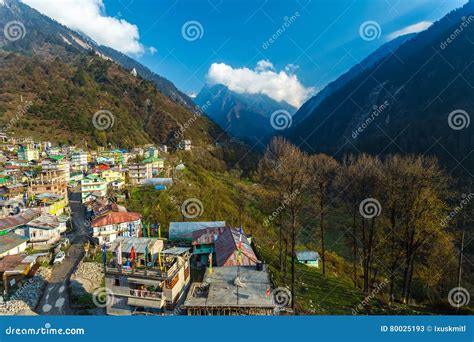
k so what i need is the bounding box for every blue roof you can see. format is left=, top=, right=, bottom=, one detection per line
left=296, top=251, right=320, bottom=261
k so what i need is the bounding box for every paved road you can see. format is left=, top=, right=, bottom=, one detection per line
left=35, top=190, right=88, bottom=315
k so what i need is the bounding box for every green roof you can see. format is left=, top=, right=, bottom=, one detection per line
left=49, top=155, right=65, bottom=161
left=142, top=157, right=163, bottom=163
left=0, top=178, right=10, bottom=184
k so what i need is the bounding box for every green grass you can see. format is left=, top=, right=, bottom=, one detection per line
left=258, top=245, right=381, bottom=314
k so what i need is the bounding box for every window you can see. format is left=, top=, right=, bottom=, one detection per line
left=165, top=273, right=179, bottom=289
left=114, top=278, right=120, bottom=286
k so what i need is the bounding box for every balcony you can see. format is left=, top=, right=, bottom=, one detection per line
left=127, top=289, right=165, bottom=309
left=105, top=262, right=180, bottom=280
left=129, top=289, right=163, bottom=299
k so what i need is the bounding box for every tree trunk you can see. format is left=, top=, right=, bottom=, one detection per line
left=361, top=217, right=369, bottom=293
left=278, top=215, right=283, bottom=272
left=320, top=195, right=326, bottom=275
left=352, top=202, right=358, bottom=287
left=291, top=212, right=297, bottom=311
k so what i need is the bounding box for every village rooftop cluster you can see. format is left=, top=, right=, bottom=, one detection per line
left=0, top=134, right=313, bottom=315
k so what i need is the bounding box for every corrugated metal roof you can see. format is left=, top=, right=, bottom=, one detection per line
left=191, top=227, right=228, bottom=245
left=91, top=212, right=141, bottom=228
left=0, top=209, right=41, bottom=232
left=27, top=214, right=63, bottom=230
left=215, top=228, right=257, bottom=267
left=161, top=246, right=190, bottom=255
left=0, top=233, right=28, bottom=254
left=296, top=250, right=320, bottom=261
left=169, top=221, right=226, bottom=241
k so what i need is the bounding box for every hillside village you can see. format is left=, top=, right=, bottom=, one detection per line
left=0, top=134, right=283, bottom=316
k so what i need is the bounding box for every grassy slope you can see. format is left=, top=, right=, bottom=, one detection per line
left=125, top=157, right=407, bottom=315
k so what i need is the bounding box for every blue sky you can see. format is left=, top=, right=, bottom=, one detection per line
left=23, top=0, right=468, bottom=107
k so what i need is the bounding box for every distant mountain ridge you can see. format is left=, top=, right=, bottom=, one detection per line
left=195, top=84, right=296, bottom=144
left=0, top=0, right=197, bottom=114
left=0, top=0, right=226, bottom=151
left=294, top=33, right=416, bottom=125
left=287, top=0, right=474, bottom=175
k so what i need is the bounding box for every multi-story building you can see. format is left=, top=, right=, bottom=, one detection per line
left=27, top=171, right=68, bottom=203
left=105, top=244, right=191, bottom=315
left=101, top=168, right=126, bottom=185
left=17, top=146, right=39, bottom=161
left=145, top=146, right=159, bottom=159
left=15, top=213, right=67, bottom=249
left=70, top=151, right=89, bottom=171
left=41, top=156, right=70, bottom=182
left=142, top=157, right=165, bottom=176
left=127, top=163, right=152, bottom=185
left=80, top=174, right=107, bottom=203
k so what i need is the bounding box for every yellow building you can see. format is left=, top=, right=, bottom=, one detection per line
left=101, top=168, right=126, bottom=185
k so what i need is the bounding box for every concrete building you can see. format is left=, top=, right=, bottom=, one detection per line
left=70, top=151, right=89, bottom=171
left=105, top=244, right=191, bottom=315
left=41, top=156, right=70, bottom=182
left=17, top=146, right=39, bottom=161
left=80, top=174, right=107, bottom=203
left=27, top=171, right=68, bottom=203
left=184, top=265, right=275, bottom=315
left=127, top=163, right=152, bottom=185
left=15, top=213, right=66, bottom=249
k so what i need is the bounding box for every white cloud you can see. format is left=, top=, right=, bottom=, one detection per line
left=255, top=59, right=274, bottom=71
left=148, top=46, right=158, bottom=55
left=207, top=60, right=315, bottom=108
left=21, top=0, right=144, bottom=54
left=387, top=21, right=432, bottom=40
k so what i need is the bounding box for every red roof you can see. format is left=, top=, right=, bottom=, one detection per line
left=96, top=164, right=110, bottom=171
left=214, top=228, right=257, bottom=267
left=91, top=212, right=141, bottom=227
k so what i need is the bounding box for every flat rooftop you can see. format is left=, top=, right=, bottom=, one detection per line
left=184, top=266, right=275, bottom=308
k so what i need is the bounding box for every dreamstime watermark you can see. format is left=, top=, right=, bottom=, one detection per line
left=447, top=109, right=470, bottom=130
left=440, top=192, right=474, bottom=228
left=352, top=278, right=388, bottom=314
left=174, top=100, right=211, bottom=139
left=262, top=12, right=300, bottom=49
left=359, top=198, right=382, bottom=219
left=263, top=189, right=300, bottom=226
left=3, top=20, right=26, bottom=42
left=5, top=322, right=85, bottom=336
left=92, top=110, right=115, bottom=131
left=3, top=100, right=33, bottom=132
left=270, top=109, right=292, bottom=130
left=359, top=21, right=381, bottom=41
left=448, top=287, right=470, bottom=308
left=181, top=20, right=204, bottom=41
left=92, top=287, right=114, bottom=308
left=352, top=101, right=389, bottom=139
left=181, top=198, right=204, bottom=219
left=440, top=15, right=474, bottom=50
left=272, top=286, right=292, bottom=312
left=3, top=198, right=25, bottom=216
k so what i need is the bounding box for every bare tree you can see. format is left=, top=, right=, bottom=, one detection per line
left=308, top=154, right=339, bottom=275
left=258, top=137, right=309, bottom=310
